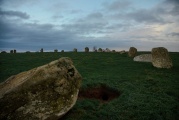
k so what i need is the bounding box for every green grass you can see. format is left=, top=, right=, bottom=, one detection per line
left=0, top=52, right=179, bottom=120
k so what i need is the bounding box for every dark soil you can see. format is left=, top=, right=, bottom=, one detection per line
left=78, top=85, right=120, bottom=103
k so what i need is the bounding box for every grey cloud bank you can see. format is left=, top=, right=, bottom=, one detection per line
left=0, top=0, right=179, bottom=52
left=0, top=9, right=29, bottom=19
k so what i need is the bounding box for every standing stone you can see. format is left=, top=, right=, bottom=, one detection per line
left=73, top=48, right=77, bottom=52
left=128, top=47, right=137, bottom=57
left=112, top=50, right=116, bottom=53
left=133, top=54, right=152, bottom=62
left=10, top=50, right=13, bottom=53
left=151, top=47, right=173, bottom=68
left=98, top=48, right=102, bottom=52
left=54, top=49, right=58, bottom=52
left=93, top=46, right=97, bottom=52
left=0, top=57, right=82, bottom=120
left=85, top=47, right=89, bottom=52
left=1, top=51, right=6, bottom=53
left=26, top=51, right=31, bottom=53
left=13, top=49, right=16, bottom=53
left=40, top=48, right=43, bottom=53
left=106, top=48, right=111, bottom=52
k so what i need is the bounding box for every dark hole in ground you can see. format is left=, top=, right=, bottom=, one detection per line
left=78, top=84, right=120, bottom=103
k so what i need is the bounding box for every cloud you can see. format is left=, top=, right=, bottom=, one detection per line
left=0, top=0, right=40, bottom=8
left=51, top=15, right=63, bottom=20
left=48, top=1, right=68, bottom=13
left=111, top=7, right=173, bottom=24
left=0, top=9, right=30, bottom=19
left=131, top=0, right=179, bottom=24
left=103, top=0, right=179, bottom=25
left=106, top=23, right=134, bottom=33
left=0, top=0, right=178, bottom=52
left=165, top=0, right=179, bottom=16
left=102, top=0, right=131, bottom=11
left=126, top=9, right=168, bottom=24
left=165, top=0, right=179, bottom=4
left=61, top=22, right=107, bottom=35
left=70, top=9, right=82, bottom=14
left=61, top=12, right=108, bottom=35
left=0, top=17, right=80, bottom=51
left=0, top=9, right=109, bottom=51
left=86, top=12, right=103, bottom=19
left=167, top=32, right=179, bottom=37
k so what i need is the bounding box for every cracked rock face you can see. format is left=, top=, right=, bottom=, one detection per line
left=0, top=57, right=82, bottom=120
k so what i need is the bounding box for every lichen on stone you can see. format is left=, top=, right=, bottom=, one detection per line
left=0, top=57, right=82, bottom=120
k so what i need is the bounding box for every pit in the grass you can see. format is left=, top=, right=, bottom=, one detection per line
left=78, top=84, right=120, bottom=103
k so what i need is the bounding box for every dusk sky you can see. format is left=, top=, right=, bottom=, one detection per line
left=0, top=0, right=179, bottom=52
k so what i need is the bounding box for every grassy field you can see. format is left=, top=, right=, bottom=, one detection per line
left=0, top=52, right=179, bottom=120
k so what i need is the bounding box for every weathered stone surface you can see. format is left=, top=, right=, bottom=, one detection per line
left=0, top=57, right=82, bottom=120
left=120, top=50, right=125, bottom=54
left=133, top=54, right=152, bottom=62
left=73, top=48, right=77, bottom=52
left=151, top=47, right=173, bottom=68
left=128, top=47, right=137, bottom=57
left=54, top=49, right=58, bottom=52
left=85, top=47, right=89, bottom=52
left=112, top=50, right=116, bottom=53
left=105, top=48, right=111, bottom=52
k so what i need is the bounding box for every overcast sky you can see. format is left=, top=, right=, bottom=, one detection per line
left=0, top=0, right=179, bottom=52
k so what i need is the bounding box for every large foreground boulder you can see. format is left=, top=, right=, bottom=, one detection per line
left=128, top=47, right=137, bottom=57
left=151, top=47, right=173, bottom=68
left=133, top=54, right=152, bottom=62
left=0, top=57, right=82, bottom=120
